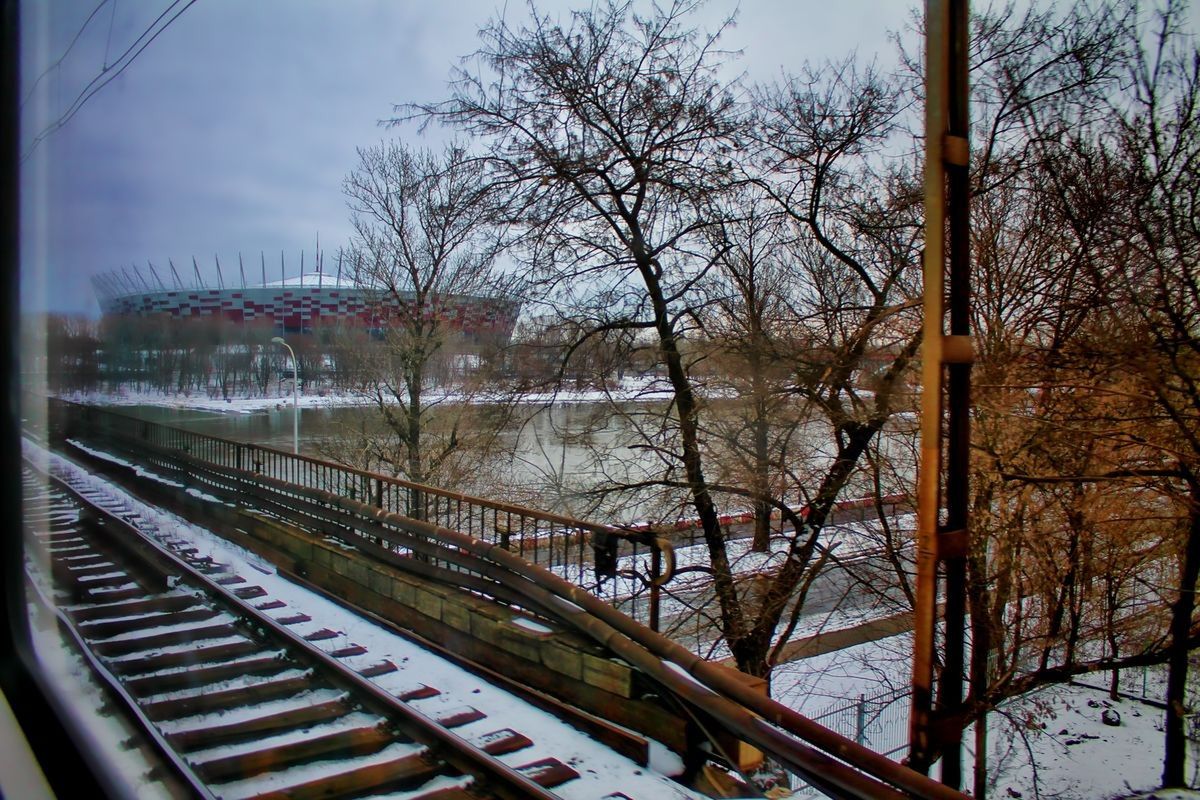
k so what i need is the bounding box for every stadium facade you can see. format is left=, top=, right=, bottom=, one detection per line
left=93, top=267, right=520, bottom=346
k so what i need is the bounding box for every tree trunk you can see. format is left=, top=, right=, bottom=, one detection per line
left=638, top=258, right=748, bottom=652
left=407, top=361, right=424, bottom=520
left=1162, top=479, right=1200, bottom=788
left=751, top=365, right=771, bottom=553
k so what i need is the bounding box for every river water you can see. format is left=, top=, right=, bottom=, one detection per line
left=117, top=402, right=653, bottom=522
left=116, top=401, right=913, bottom=525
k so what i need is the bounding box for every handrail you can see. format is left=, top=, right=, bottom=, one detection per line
left=48, top=398, right=675, bottom=629
left=50, top=398, right=647, bottom=537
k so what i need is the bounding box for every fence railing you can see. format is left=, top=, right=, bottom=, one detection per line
left=786, top=688, right=911, bottom=795
left=48, top=398, right=676, bottom=629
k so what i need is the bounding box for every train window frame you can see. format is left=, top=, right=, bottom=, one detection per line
left=1, top=2, right=126, bottom=796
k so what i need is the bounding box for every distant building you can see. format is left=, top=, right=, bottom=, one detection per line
left=93, top=268, right=520, bottom=346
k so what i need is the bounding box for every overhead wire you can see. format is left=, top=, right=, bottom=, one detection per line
left=102, top=0, right=119, bottom=69
left=20, top=0, right=111, bottom=111
left=21, top=0, right=200, bottom=162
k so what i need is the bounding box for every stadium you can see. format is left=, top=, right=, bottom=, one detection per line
left=91, top=259, right=520, bottom=346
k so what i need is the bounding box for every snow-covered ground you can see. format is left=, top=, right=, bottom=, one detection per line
left=57, top=377, right=678, bottom=415
left=771, top=631, right=1200, bottom=799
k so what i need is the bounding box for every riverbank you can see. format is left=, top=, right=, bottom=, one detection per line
left=57, top=378, right=677, bottom=415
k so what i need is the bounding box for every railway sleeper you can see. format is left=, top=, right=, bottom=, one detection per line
left=192, top=721, right=395, bottom=783
left=68, top=592, right=203, bottom=623
left=230, top=742, right=436, bottom=800
left=125, top=652, right=289, bottom=697
left=64, top=559, right=118, bottom=574
left=74, top=571, right=137, bottom=589
left=141, top=671, right=315, bottom=721
left=516, top=758, right=582, bottom=788
left=39, top=530, right=86, bottom=544
left=166, top=696, right=354, bottom=751
left=78, top=604, right=216, bottom=639
left=108, top=638, right=263, bottom=676
left=431, top=707, right=486, bottom=729
left=80, top=583, right=149, bottom=604
left=47, top=542, right=91, bottom=555
left=214, top=728, right=543, bottom=800
left=92, top=620, right=241, bottom=657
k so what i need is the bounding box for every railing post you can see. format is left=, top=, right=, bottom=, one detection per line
left=497, top=517, right=512, bottom=551
left=856, top=695, right=867, bottom=746
left=650, top=545, right=662, bottom=632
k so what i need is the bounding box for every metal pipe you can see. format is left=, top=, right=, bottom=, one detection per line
left=911, top=0, right=973, bottom=785
left=911, top=0, right=949, bottom=774
left=940, top=0, right=972, bottom=787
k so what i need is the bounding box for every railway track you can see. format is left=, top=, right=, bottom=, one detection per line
left=22, top=464, right=582, bottom=800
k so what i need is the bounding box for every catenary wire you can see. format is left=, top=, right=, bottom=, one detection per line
left=22, top=0, right=199, bottom=162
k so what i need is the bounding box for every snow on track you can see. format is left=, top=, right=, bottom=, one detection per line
left=25, top=438, right=705, bottom=799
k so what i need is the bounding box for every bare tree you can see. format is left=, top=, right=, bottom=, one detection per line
left=697, top=190, right=811, bottom=554
left=341, top=141, right=512, bottom=498
left=1030, top=1, right=1200, bottom=784
left=404, top=0, right=932, bottom=683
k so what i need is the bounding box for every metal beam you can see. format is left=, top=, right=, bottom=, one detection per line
left=911, top=0, right=973, bottom=788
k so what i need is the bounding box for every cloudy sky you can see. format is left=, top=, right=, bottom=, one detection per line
left=21, top=1, right=1195, bottom=317
left=18, top=1, right=923, bottom=316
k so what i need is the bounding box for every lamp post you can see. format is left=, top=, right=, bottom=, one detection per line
left=271, top=336, right=299, bottom=454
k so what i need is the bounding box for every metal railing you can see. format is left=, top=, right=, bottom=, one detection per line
left=787, top=688, right=911, bottom=796
left=45, top=398, right=975, bottom=800
left=48, top=398, right=675, bottom=629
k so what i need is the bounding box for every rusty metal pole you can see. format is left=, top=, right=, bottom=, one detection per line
left=910, top=0, right=949, bottom=774
left=940, top=0, right=972, bottom=788
left=911, top=0, right=972, bottom=788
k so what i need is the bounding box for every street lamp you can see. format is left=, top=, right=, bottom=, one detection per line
left=271, top=336, right=299, bottom=454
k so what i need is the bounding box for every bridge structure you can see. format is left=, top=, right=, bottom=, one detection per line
left=41, top=398, right=967, bottom=800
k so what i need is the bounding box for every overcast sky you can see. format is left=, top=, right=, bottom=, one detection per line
left=18, top=1, right=924, bottom=316
left=19, top=1, right=1197, bottom=317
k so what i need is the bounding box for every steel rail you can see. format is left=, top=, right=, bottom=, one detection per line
left=34, top=462, right=563, bottom=800
left=24, top=574, right=218, bottom=800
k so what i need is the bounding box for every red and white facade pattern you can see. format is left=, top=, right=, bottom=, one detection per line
left=99, top=286, right=520, bottom=343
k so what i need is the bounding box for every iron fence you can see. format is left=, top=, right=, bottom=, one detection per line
left=48, top=398, right=675, bottom=629
left=786, top=688, right=912, bottom=795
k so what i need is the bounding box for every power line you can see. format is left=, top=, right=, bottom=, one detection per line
left=20, top=0, right=112, bottom=111
left=21, top=0, right=199, bottom=162
left=103, top=0, right=119, bottom=69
